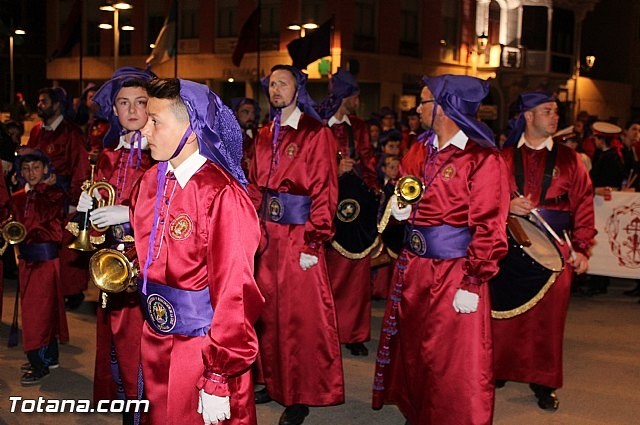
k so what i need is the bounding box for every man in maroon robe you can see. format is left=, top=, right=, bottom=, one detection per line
left=133, top=78, right=264, bottom=425
left=495, top=91, right=596, bottom=410
left=317, top=68, right=377, bottom=356
left=248, top=65, right=344, bottom=425
left=372, top=74, right=510, bottom=425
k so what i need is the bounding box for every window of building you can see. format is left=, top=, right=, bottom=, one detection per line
left=354, top=0, right=376, bottom=52
left=217, top=0, right=238, bottom=38
left=551, top=8, right=574, bottom=74
left=399, top=0, right=420, bottom=56
left=521, top=6, right=548, bottom=51
left=441, top=0, right=461, bottom=61
left=261, top=0, right=281, bottom=38
left=180, top=0, right=199, bottom=39
left=301, top=0, right=328, bottom=24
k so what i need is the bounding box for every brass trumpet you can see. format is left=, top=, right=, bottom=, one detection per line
left=0, top=216, right=27, bottom=255
left=67, top=164, right=116, bottom=251
left=394, top=175, right=425, bottom=207
left=89, top=246, right=139, bottom=294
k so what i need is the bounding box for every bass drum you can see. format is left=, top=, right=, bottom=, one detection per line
left=331, top=172, right=380, bottom=259
left=490, top=215, right=564, bottom=319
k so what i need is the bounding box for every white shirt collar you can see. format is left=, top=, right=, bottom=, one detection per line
left=25, top=183, right=34, bottom=192
left=245, top=128, right=254, bottom=139
left=328, top=114, right=351, bottom=127
left=114, top=134, right=149, bottom=151
left=517, top=134, right=554, bottom=151
left=166, top=149, right=207, bottom=189
left=280, top=107, right=302, bottom=130
left=433, top=130, right=468, bottom=151
left=42, top=115, right=64, bottom=131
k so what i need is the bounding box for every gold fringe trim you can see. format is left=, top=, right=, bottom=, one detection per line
left=331, top=235, right=381, bottom=259
left=65, top=221, right=79, bottom=237
left=377, top=202, right=392, bottom=234
left=491, top=271, right=560, bottom=319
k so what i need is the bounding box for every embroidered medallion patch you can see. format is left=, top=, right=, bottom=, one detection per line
left=169, top=214, right=193, bottom=240
left=409, top=229, right=427, bottom=256
left=147, top=294, right=176, bottom=333
left=337, top=198, right=360, bottom=223
left=285, top=143, right=298, bottom=158
left=441, top=164, right=456, bottom=181
left=268, top=197, right=284, bottom=222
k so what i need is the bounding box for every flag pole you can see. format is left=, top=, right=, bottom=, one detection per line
left=256, top=0, right=261, bottom=106
left=174, top=0, right=179, bottom=77
left=79, top=2, right=84, bottom=94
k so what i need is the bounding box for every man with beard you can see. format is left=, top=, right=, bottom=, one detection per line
left=317, top=67, right=377, bottom=357
left=400, top=108, right=424, bottom=156
left=27, top=87, right=90, bottom=309
left=494, top=91, right=596, bottom=410
left=231, top=97, right=259, bottom=177
left=248, top=65, right=344, bottom=425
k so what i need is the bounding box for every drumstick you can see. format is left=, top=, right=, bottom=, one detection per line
left=514, top=190, right=565, bottom=246
left=563, top=230, right=578, bottom=262
left=624, top=170, right=637, bottom=189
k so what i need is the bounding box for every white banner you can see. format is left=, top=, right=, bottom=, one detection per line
left=587, top=191, right=640, bottom=278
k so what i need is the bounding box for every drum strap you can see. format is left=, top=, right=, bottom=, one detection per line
left=514, top=143, right=559, bottom=204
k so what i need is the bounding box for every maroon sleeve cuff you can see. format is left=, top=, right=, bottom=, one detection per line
left=459, top=274, right=483, bottom=294
left=196, top=371, right=230, bottom=397
left=301, top=240, right=321, bottom=255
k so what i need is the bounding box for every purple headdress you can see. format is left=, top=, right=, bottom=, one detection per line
left=503, top=91, right=557, bottom=148
left=315, top=67, right=359, bottom=120
left=92, top=66, right=157, bottom=148
left=141, top=79, right=245, bottom=294
left=421, top=74, right=495, bottom=148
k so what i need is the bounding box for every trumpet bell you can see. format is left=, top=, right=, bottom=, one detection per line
left=394, top=175, right=425, bottom=206
left=67, top=229, right=97, bottom=251
left=89, top=248, right=138, bottom=293
left=3, top=221, right=27, bottom=245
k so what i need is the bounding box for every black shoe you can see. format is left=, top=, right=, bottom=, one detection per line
left=495, top=379, right=507, bottom=388
left=21, top=368, right=49, bottom=386
left=23, top=360, right=59, bottom=371
left=254, top=387, right=272, bottom=404
left=623, top=286, right=640, bottom=296
left=279, top=404, right=309, bottom=425
left=345, top=342, right=369, bottom=356
left=529, top=383, right=559, bottom=410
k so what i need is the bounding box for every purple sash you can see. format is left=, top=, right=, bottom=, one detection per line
left=533, top=208, right=571, bottom=237
left=138, top=279, right=213, bottom=337
left=19, top=242, right=59, bottom=263
left=263, top=190, right=311, bottom=225
left=408, top=225, right=471, bottom=259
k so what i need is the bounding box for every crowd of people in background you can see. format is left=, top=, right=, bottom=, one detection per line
left=0, top=66, right=638, bottom=425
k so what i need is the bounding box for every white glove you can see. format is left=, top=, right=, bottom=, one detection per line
left=299, top=252, right=319, bottom=270
left=197, top=390, right=230, bottom=424
left=89, top=205, right=130, bottom=227
left=452, top=289, right=479, bottom=314
left=390, top=195, right=412, bottom=221
left=76, top=191, right=94, bottom=213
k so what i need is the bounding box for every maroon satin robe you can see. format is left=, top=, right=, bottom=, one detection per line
left=28, top=120, right=91, bottom=297
left=493, top=144, right=596, bottom=389
left=374, top=139, right=510, bottom=425
left=327, top=115, right=377, bottom=344
left=248, top=113, right=345, bottom=406
left=93, top=147, right=153, bottom=403
left=12, top=183, right=69, bottom=352
left=131, top=160, right=264, bottom=425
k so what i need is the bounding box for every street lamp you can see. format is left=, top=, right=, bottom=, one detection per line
left=98, top=1, right=133, bottom=70
left=9, top=28, right=26, bottom=106
left=287, top=21, right=318, bottom=38
left=573, top=54, right=596, bottom=118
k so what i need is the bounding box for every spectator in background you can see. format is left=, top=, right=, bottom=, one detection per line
left=9, top=92, right=29, bottom=129
left=400, top=107, right=424, bottom=155
left=230, top=97, right=259, bottom=178
left=367, top=119, right=382, bottom=152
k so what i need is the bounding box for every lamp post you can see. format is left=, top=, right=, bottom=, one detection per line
left=9, top=28, right=25, bottom=106
left=287, top=21, right=318, bottom=38
left=572, top=55, right=596, bottom=118
left=99, top=1, right=133, bottom=70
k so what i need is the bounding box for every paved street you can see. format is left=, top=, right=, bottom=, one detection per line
left=0, top=277, right=639, bottom=425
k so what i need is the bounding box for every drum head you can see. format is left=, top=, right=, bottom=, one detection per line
left=509, top=216, right=563, bottom=272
